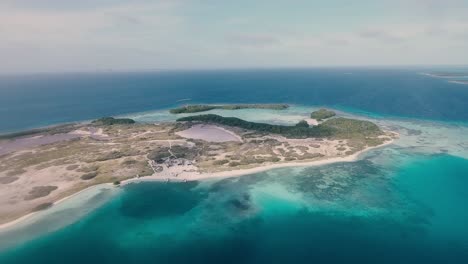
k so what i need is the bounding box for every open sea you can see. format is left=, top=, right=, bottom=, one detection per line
left=1, top=68, right=468, bottom=263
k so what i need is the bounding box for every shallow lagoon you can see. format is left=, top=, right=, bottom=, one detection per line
left=1, top=153, right=468, bottom=263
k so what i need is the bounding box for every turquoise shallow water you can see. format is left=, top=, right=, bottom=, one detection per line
left=1, top=150, right=468, bottom=263
left=393, top=155, right=468, bottom=241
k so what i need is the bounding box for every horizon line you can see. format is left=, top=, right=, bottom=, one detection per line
left=1, top=64, right=468, bottom=76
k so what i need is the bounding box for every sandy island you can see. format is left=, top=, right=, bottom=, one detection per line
left=0, top=137, right=394, bottom=231
left=0, top=115, right=397, bottom=230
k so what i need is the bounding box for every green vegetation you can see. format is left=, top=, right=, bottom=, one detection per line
left=295, top=120, right=309, bottom=128
left=310, top=109, right=336, bottom=121
left=121, top=159, right=137, bottom=166
left=0, top=176, right=19, bottom=184
left=24, top=186, right=58, bottom=200
left=170, top=104, right=289, bottom=114
left=170, top=105, right=217, bottom=113
left=6, top=169, right=26, bottom=176
left=178, top=114, right=332, bottom=138
left=177, top=114, right=382, bottom=139
left=0, top=124, right=77, bottom=140
left=32, top=202, right=54, bottom=212
left=94, top=151, right=124, bottom=162
left=320, top=117, right=382, bottom=138
left=213, top=159, right=229, bottom=165
left=80, top=171, right=98, bottom=180
left=92, top=117, right=135, bottom=126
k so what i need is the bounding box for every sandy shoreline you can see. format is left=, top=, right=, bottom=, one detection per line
left=0, top=136, right=394, bottom=231
left=124, top=137, right=394, bottom=183
left=0, top=183, right=113, bottom=231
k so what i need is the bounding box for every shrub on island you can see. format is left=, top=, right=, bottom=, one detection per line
left=177, top=114, right=382, bottom=140
left=310, top=109, right=336, bottom=121
left=92, top=117, right=135, bottom=126
left=80, top=171, right=98, bottom=180
left=295, top=120, right=310, bottom=128
left=320, top=117, right=381, bottom=137
left=176, top=114, right=332, bottom=138
left=170, top=105, right=217, bottom=114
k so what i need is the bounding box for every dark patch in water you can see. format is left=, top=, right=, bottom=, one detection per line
left=5, top=209, right=460, bottom=264
left=119, top=181, right=206, bottom=219
left=406, top=128, right=423, bottom=136
left=228, top=193, right=251, bottom=211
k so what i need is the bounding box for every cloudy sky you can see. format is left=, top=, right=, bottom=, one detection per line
left=1, top=0, right=468, bottom=73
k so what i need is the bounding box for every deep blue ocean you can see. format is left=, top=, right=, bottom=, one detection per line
left=1, top=68, right=468, bottom=134
left=1, top=68, right=468, bottom=263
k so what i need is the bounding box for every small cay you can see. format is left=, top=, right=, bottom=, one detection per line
left=169, top=103, right=289, bottom=114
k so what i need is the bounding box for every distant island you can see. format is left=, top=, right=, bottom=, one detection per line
left=169, top=104, right=289, bottom=114
left=423, top=72, right=468, bottom=78
left=421, top=72, right=468, bottom=86
left=0, top=107, right=396, bottom=227
left=449, top=80, right=468, bottom=85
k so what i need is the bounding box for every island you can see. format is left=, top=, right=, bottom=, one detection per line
left=169, top=104, right=289, bottom=114
left=422, top=72, right=468, bottom=78
left=421, top=72, right=468, bottom=85
left=0, top=108, right=397, bottom=227
left=449, top=80, right=468, bottom=85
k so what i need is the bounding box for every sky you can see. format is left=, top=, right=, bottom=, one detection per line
left=1, top=0, right=468, bottom=73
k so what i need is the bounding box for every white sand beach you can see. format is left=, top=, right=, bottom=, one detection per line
left=123, top=137, right=395, bottom=184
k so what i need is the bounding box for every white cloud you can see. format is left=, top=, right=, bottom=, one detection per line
left=0, top=1, right=467, bottom=72
left=0, top=1, right=191, bottom=72
left=226, top=34, right=279, bottom=47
